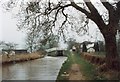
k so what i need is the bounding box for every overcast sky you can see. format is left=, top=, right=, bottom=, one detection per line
left=0, top=0, right=105, bottom=49
left=0, top=4, right=26, bottom=48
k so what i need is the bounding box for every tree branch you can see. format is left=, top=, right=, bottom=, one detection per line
left=100, top=0, right=114, bottom=12
left=115, top=1, right=120, bottom=21
left=100, top=0, right=116, bottom=25
left=83, top=0, right=98, bottom=13
left=46, top=4, right=72, bottom=15
left=70, top=1, right=91, bottom=17
left=61, top=8, right=68, bottom=27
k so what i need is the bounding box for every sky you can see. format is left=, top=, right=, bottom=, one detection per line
left=0, top=0, right=105, bottom=49
left=0, top=4, right=26, bottom=49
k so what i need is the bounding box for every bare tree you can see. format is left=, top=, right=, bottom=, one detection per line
left=82, top=42, right=87, bottom=52
left=0, top=41, right=18, bottom=50
left=46, top=34, right=59, bottom=48
left=93, top=42, right=99, bottom=52
left=2, top=0, right=120, bottom=70
left=67, top=38, right=76, bottom=50
left=25, top=31, right=59, bottom=52
left=25, top=32, right=35, bottom=53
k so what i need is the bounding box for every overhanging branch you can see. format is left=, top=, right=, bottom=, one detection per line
left=70, top=1, right=91, bottom=17
left=83, top=0, right=98, bottom=13
left=100, top=0, right=114, bottom=12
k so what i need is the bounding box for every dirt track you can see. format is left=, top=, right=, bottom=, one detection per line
left=69, top=64, right=85, bottom=80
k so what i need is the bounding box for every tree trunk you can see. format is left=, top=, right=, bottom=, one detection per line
left=104, top=33, right=120, bottom=71
left=30, top=45, right=33, bottom=53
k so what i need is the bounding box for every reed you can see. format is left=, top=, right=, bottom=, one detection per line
left=1, top=52, right=45, bottom=64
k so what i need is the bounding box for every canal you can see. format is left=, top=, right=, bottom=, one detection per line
left=1, top=56, right=67, bottom=80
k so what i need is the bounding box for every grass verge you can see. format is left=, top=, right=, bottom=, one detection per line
left=57, top=50, right=71, bottom=80
left=57, top=51, right=106, bottom=80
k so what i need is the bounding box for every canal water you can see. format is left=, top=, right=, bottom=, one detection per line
left=1, top=56, right=67, bottom=80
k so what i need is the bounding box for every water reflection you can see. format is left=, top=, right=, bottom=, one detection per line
left=2, top=56, right=67, bottom=80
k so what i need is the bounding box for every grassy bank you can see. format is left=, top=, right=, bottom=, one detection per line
left=57, top=51, right=71, bottom=80
left=57, top=51, right=106, bottom=80
left=82, top=52, right=120, bottom=80
left=1, top=52, right=45, bottom=64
